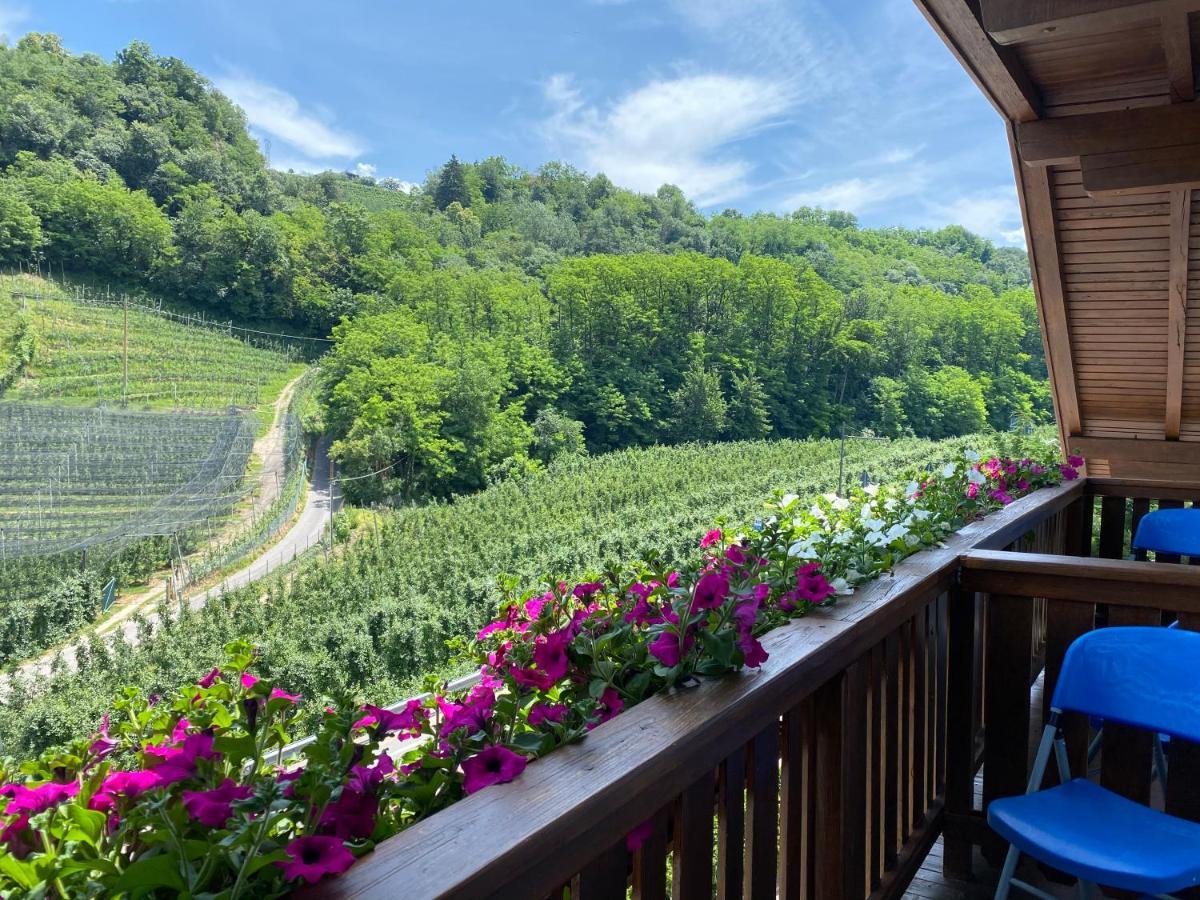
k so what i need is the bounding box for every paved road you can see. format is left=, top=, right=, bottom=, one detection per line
left=4, top=437, right=340, bottom=685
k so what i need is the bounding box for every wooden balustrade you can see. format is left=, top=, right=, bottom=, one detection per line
left=941, top=482, right=1200, bottom=880
left=310, top=480, right=1083, bottom=900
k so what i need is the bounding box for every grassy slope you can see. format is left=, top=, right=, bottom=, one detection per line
left=0, top=275, right=304, bottom=428
left=0, top=431, right=1044, bottom=755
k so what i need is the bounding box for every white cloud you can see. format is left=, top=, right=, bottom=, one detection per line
left=928, top=187, right=1026, bottom=246
left=269, top=156, right=333, bottom=175
left=215, top=73, right=364, bottom=159
left=781, top=166, right=932, bottom=216
left=541, top=72, right=790, bottom=206
left=0, top=2, right=29, bottom=41
left=354, top=162, right=377, bottom=178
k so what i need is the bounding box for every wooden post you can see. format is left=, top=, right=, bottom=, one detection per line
left=943, top=586, right=977, bottom=879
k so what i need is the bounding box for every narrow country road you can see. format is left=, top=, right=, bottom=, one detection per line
left=3, top=436, right=341, bottom=687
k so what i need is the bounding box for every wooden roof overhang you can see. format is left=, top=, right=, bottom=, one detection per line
left=917, top=0, right=1200, bottom=484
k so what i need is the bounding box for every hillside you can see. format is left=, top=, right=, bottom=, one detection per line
left=0, top=429, right=1051, bottom=755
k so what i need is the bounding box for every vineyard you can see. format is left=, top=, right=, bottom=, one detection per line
left=0, top=275, right=310, bottom=421
left=0, top=430, right=1053, bottom=756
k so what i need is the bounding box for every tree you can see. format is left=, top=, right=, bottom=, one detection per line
left=669, top=360, right=727, bottom=443
left=434, top=155, right=471, bottom=210
left=532, top=407, right=586, bottom=462
left=0, top=182, right=41, bottom=264
left=727, top=369, right=772, bottom=440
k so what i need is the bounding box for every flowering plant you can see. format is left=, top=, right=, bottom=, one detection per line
left=0, top=449, right=1078, bottom=896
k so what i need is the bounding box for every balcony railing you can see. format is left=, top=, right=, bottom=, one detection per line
left=308, top=474, right=1200, bottom=900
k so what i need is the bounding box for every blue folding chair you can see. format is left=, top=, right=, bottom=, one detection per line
left=990, top=627, right=1200, bottom=900
left=1132, top=507, right=1200, bottom=560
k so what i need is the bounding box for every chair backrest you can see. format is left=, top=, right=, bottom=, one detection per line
left=1131, top=507, right=1200, bottom=557
left=1053, top=627, right=1200, bottom=743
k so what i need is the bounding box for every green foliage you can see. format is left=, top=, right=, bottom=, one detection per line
left=0, top=180, right=40, bottom=264
left=433, top=155, right=471, bottom=211
left=0, top=432, right=1043, bottom=757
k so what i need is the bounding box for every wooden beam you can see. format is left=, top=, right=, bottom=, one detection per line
left=1164, top=8, right=1197, bottom=101
left=980, top=0, right=1200, bottom=46
left=1010, top=125, right=1083, bottom=441
left=1080, top=143, right=1200, bottom=195
left=915, top=0, right=1042, bottom=122
left=1166, top=188, right=1192, bottom=438
left=1070, top=434, right=1200, bottom=462
left=1017, top=103, right=1200, bottom=166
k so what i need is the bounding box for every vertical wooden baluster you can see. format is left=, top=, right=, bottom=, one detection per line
left=717, top=746, right=746, bottom=900
left=869, top=641, right=885, bottom=890
left=815, top=657, right=868, bottom=900
left=1156, top=499, right=1184, bottom=562
left=577, top=840, right=629, bottom=900
left=673, top=770, right=715, bottom=900
left=912, top=609, right=928, bottom=828
left=744, top=721, right=780, bottom=900
left=934, top=592, right=949, bottom=797
left=1041, top=599, right=1095, bottom=785
left=1079, top=494, right=1095, bottom=557
left=883, top=630, right=901, bottom=872
left=899, top=618, right=914, bottom=844
left=1100, top=606, right=1160, bottom=805
left=1098, top=496, right=1126, bottom=559
left=943, top=586, right=977, bottom=879
left=632, top=808, right=669, bottom=900
left=1130, top=497, right=1151, bottom=561
left=1167, top=613, right=1200, bottom=824
left=983, top=593, right=1034, bottom=866
left=779, top=705, right=806, bottom=900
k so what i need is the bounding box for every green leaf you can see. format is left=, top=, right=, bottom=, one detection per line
left=64, top=804, right=107, bottom=846
left=112, top=853, right=187, bottom=894
left=0, top=851, right=39, bottom=889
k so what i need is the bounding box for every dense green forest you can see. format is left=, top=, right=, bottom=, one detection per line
left=0, top=34, right=1051, bottom=502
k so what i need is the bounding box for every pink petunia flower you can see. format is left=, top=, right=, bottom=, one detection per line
left=197, top=668, right=220, bottom=689
left=690, top=572, right=731, bottom=613
left=793, top=564, right=835, bottom=605
left=528, top=702, right=568, bottom=727
left=277, top=835, right=356, bottom=884
left=738, top=634, right=769, bottom=668
left=1059, top=464, right=1079, bottom=481
left=648, top=630, right=692, bottom=668
left=182, top=778, right=254, bottom=828
left=1, top=781, right=79, bottom=817
left=353, top=699, right=427, bottom=736
left=319, top=787, right=379, bottom=839
left=593, top=687, right=625, bottom=726
left=700, top=529, right=722, bottom=548
left=239, top=673, right=258, bottom=690
left=270, top=687, right=302, bottom=703
left=461, top=745, right=528, bottom=794
left=573, top=582, right=605, bottom=600
left=1067, top=454, right=1084, bottom=468
left=724, top=544, right=746, bottom=566
left=626, top=818, right=655, bottom=852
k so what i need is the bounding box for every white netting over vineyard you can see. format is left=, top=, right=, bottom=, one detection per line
left=0, top=402, right=254, bottom=559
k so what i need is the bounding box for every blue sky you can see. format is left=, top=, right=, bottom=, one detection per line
left=0, top=0, right=1026, bottom=244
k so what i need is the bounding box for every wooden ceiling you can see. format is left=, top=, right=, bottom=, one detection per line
left=916, top=0, right=1200, bottom=484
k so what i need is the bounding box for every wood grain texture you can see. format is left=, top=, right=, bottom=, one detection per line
left=1167, top=188, right=1192, bottom=436
left=981, top=0, right=1199, bottom=45
left=1018, top=102, right=1200, bottom=165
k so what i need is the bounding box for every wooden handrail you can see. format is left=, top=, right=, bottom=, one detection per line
left=962, top=549, right=1200, bottom=609
left=311, top=480, right=1084, bottom=900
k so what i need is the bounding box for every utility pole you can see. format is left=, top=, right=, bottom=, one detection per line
left=122, top=296, right=129, bottom=407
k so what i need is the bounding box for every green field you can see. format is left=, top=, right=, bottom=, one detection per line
left=0, top=431, right=1040, bottom=756
left=0, top=275, right=306, bottom=423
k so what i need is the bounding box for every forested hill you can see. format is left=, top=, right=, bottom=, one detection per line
left=0, top=35, right=1050, bottom=501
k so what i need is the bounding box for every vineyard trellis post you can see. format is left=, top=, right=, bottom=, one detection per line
left=122, top=296, right=129, bottom=408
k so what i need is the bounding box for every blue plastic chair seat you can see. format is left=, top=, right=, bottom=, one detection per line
left=989, top=778, right=1200, bottom=895
left=1132, top=508, right=1200, bottom=557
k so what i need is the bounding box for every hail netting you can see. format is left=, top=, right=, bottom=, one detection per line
left=0, top=403, right=254, bottom=558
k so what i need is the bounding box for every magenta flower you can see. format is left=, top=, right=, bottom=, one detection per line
left=270, top=687, right=302, bottom=703
left=753, top=582, right=771, bottom=603
left=348, top=754, right=395, bottom=795
left=966, top=482, right=980, bottom=499
left=97, top=769, right=162, bottom=800
left=528, top=702, right=568, bottom=726
left=573, top=581, right=605, bottom=600
left=1067, top=454, right=1084, bottom=468
left=624, top=594, right=662, bottom=626
left=626, top=818, right=655, bottom=852
left=1059, top=464, right=1079, bottom=481
left=197, top=668, right=220, bottom=689
left=461, top=745, right=528, bottom=794
left=320, top=787, right=379, bottom=838
left=477, top=620, right=507, bottom=640
left=690, top=572, right=731, bottom=613
left=594, top=687, right=625, bottom=725
left=240, top=673, right=258, bottom=690
left=354, top=699, right=427, bottom=736
left=648, top=630, right=692, bottom=668
left=700, top=529, right=722, bottom=548
left=532, top=629, right=572, bottom=680
left=182, top=778, right=254, bottom=827
left=738, top=634, right=769, bottom=668
left=277, top=835, right=356, bottom=884
left=724, top=544, right=746, bottom=566
left=793, top=564, right=835, bottom=605
left=667, top=571, right=680, bottom=587
left=1, top=781, right=79, bottom=817
left=438, top=685, right=496, bottom=738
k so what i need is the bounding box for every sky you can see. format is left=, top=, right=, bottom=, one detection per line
left=0, top=0, right=1027, bottom=245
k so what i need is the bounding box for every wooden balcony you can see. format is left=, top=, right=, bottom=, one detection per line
left=304, top=475, right=1200, bottom=899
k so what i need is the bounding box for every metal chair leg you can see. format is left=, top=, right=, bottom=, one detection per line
left=994, top=845, right=1021, bottom=900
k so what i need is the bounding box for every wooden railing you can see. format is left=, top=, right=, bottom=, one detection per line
left=943, top=478, right=1200, bottom=878
left=311, top=479, right=1084, bottom=900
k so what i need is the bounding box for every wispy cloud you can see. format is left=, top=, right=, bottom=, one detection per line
left=215, top=73, right=364, bottom=160
left=541, top=72, right=790, bottom=206
left=0, top=2, right=29, bottom=41
left=781, top=166, right=933, bottom=216
left=928, top=186, right=1026, bottom=246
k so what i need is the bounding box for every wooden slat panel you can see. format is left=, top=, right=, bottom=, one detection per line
left=744, top=723, right=779, bottom=900
left=984, top=1, right=1196, bottom=46
left=673, top=772, right=715, bottom=900
left=1083, top=143, right=1200, bottom=196
left=577, top=841, right=629, bottom=900
left=1098, top=495, right=1127, bottom=557
left=632, top=811, right=668, bottom=900
left=814, top=660, right=869, bottom=900
left=717, top=747, right=746, bottom=900
left=777, top=704, right=810, bottom=900
left=1168, top=188, right=1193, bottom=436
left=982, top=594, right=1035, bottom=865
left=1163, top=7, right=1197, bottom=102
